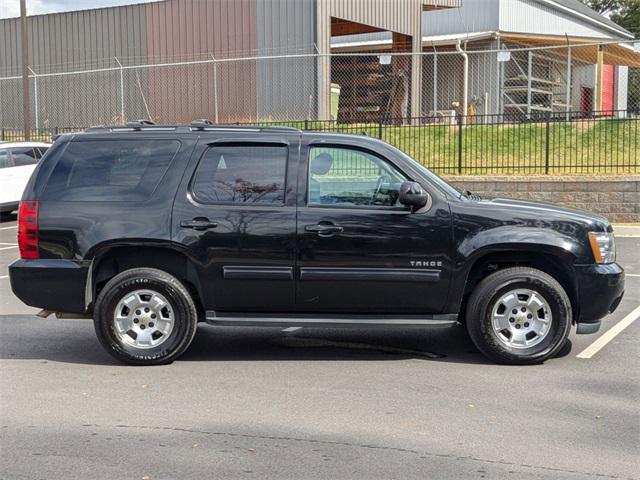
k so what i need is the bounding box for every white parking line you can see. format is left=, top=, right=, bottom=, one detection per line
left=577, top=305, right=640, bottom=359
left=0, top=225, right=17, bottom=230
left=0, top=242, right=17, bottom=246
left=627, top=274, right=640, bottom=278
left=0, top=245, right=18, bottom=251
left=0, top=275, right=7, bottom=279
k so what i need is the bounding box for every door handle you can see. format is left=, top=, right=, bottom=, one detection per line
left=180, top=218, right=218, bottom=231
left=305, top=223, right=344, bottom=236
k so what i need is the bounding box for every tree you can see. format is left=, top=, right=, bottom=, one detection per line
left=579, top=0, right=639, bottom=36
left=580, top=0, right=639, bottom=112
left=580, top=0, right=622, bottom=15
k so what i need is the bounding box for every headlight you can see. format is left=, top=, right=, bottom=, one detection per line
left=588, top=232, right=616, bottom=264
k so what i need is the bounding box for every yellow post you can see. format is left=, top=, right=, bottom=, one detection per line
left=595, top=44, right=604, bottom=113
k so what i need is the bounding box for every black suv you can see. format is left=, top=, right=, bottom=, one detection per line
left=9, top=122, right=624, bottom=365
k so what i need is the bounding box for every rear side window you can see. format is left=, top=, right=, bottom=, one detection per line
left=11, top=147, right=39, bottom=166
left=0, top=150, right=10, bottom=169
left=191, top=144, right=287, bottom=204
left=42, top=140, right=180, bottom=202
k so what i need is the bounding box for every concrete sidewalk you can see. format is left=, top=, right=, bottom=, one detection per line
left=613, top=224, right=640, bottom=237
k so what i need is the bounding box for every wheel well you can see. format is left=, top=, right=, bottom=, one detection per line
left=459, top=251, right=578, bottom=324
left=91, top=246, right=204, bottom=314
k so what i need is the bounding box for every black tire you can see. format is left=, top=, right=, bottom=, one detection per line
left=93, top=268, right=198, bottom=365
left=465, top=267, right=572, bottom=365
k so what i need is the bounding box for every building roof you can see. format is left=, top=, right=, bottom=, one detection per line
left=543, top=0, right=633, bottom=38
left=332, top=0, right=634, bottom=50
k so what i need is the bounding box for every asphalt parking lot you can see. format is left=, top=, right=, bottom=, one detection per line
left=0, top=214, right=638, bottom=480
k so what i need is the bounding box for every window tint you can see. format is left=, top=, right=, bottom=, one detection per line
left=0, top=150, right=10, bottom=169
left=192, top=144, right=287, bottom=204
left=42, top=140, right=180, bottom=201
left=10, top=147, right=38, bottom=167
left=308, top=147, right=407, bottom=208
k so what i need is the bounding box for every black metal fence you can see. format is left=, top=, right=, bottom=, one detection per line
left=2, top=110, right=638, bottom=175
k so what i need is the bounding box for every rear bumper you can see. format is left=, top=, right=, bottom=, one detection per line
left=574, top=263, right=624, bottom=334
left=9, top=259, right=90, bottom=313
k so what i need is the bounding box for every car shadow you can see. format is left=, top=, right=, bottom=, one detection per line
left=0, top=212, right=17, bottom=223
left=0, top=317, right=573, bottom=367
left=181, top=324, right=488, bottom=364
left=0, top=316, right=503, bottom=366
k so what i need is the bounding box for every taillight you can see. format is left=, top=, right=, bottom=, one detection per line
left=18, top=201, right=39, bottom=259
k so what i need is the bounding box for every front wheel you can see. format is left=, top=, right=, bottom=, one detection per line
left=466, top=267, right=572, bottom=365
left=93, top=268, right=198, bottom=365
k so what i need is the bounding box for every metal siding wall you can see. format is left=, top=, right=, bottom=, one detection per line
left=144, top=0, right=258, bottom=123
left=571, top=64, right=596, bottom=109
left=615, top=66, right=627, bottom=112
left=0, top=6, right=148, bottom=71
left=328, top=0, right=420, bottom=36
left=499, top=0, right=619, bottom=39
left=256, top=0, right=316, bottom=120
left=422, top=0, right=500, bottom=36
left=1, top=17, right=21, bottom=76
left=0, top=4, right=148, bottom=127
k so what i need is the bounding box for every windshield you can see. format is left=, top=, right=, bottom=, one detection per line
left=390, top=146, right=463, bottom=199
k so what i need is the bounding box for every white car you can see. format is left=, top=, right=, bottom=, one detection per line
left=0, top=141, right=51, bottom=213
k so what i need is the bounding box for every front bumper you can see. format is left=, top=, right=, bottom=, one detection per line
left=574, top=263, right=624, bottom=334
left=9, top=259, right=90, bottom=314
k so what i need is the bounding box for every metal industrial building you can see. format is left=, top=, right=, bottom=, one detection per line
left=0, top=0, right=462, bottom=127
left=333, top=0, right=640, bottom=118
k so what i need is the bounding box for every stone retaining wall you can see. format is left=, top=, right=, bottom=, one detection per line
left=444, top=176, right=640, bottom=223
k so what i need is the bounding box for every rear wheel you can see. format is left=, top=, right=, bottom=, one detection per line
left=466, top=267, right=572, bottom=365
left=93, top=268, right=198, bottom=365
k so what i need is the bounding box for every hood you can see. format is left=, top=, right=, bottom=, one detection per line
left=451, top=196, right=612, bottom=263
left=486, top=198, right=611, bottom=231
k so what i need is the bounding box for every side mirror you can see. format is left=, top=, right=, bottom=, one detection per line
left=399, top=181, right=428, bottom=211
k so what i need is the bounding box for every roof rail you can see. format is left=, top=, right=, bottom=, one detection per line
left=81, top=123, right=304, bottom=134
left=261, top=125, right=302, bottom=132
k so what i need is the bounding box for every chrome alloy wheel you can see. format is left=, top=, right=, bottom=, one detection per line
left=491, top=288, right=553, bottom=349
left=113, top=289, right=174, bottom=349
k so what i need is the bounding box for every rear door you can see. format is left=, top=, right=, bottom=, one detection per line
left=295, top=140, right=451, bottom=314
left=172, top=133, right=299, bottom=312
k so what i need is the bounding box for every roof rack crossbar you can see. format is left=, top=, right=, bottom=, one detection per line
left=126, top=119, right=155, bottom=126
left=191, top=118, right=213, bottom=126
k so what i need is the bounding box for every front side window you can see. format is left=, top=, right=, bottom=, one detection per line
left=42, top=139, right=180, bottom=201
left=308, top=146, right=407, bottom=208
left=192, top=144, right=287, bottom=204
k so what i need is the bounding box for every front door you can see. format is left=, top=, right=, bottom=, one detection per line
left=172, top=135, right=298, bottom=312
left=296, top=143, right=451, bottom=314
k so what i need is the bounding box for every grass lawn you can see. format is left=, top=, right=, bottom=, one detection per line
left=273, top=117, right=639, bottom=175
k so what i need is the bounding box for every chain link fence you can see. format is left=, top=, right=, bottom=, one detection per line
left=1, top=40, right=638, bottom=174
left=1, top=40, right=638, bottom=129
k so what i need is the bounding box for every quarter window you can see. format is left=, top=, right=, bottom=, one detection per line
left=308, top=146, right=407, bottom=208
left=42, top=140, right=180, bottom=201
left=192, top=144, right=287, bottom=204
